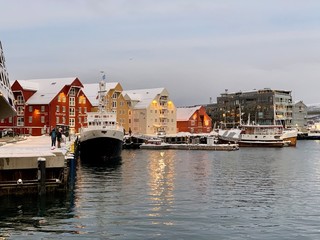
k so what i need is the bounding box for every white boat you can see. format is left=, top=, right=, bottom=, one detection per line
left=0, top=41, right=16, bottom=119
left=218, top=125, right=285, bottom=147
left=139, top=138, right=170, bottom=149
left=79, top=80, right=124, bottom=161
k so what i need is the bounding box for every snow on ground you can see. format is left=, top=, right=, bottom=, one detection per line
left=0, top=135, right=70, bottom=157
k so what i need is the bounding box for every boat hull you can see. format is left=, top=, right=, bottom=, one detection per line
left=80, top=129, right=123, bottom=162
left=297, top=132, right=320, bottom=140
left=281, top=129, right=298, bottom=147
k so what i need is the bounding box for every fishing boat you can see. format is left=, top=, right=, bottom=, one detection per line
left=218, top=125, right=285, bottom=147
left=79, top=80, right=124, bottom=161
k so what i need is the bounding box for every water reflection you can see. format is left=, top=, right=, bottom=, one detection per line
left=147, top=150, right=175, bottom=223
left=0, top=192, right=76, bottom=238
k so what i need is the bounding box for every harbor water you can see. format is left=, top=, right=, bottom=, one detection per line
left=1, top=140, right=320, bottom=239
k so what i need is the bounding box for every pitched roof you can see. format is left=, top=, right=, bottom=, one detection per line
left=176, top=106, right=201, bottom=121
left=82, top=82, right=119, bottom=107
left=122, top=88, right=166, bottom=109
left=16, top=77, right=80, bottom=104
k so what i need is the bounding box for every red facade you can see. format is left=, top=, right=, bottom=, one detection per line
left=0, top=78, right=92, bottom=136
left=177, top=106, right=212, bottom=134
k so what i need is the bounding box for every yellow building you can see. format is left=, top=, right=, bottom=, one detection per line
left=123, top=88, right=177, bottom=135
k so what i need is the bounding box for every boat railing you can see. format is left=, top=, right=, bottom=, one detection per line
left=81, top=124, right=123, bottom=132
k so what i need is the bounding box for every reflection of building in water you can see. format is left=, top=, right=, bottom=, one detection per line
left=147, top=152, right=175, bottom=219
left=0, top=41, right=16, bottom=119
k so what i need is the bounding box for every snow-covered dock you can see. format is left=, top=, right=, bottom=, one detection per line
left=0, top=135, right=75, bottom=196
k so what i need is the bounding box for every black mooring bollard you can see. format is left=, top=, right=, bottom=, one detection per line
left=38, top=157, right=46, bottom=195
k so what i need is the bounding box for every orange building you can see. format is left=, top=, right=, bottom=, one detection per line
left=176, top=106, right=212, bottom=134
left=0, top=77, right=92, bottom=136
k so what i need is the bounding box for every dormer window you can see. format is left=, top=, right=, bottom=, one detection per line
left=69, top=87, right=76, bottom=96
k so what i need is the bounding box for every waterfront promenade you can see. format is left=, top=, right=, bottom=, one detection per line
left=0, top=135, right=70, bottom=157
left=0, top=135, right=74, bottom=196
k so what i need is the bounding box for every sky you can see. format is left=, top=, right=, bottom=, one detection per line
left=1, top=0, right=320, bottom=107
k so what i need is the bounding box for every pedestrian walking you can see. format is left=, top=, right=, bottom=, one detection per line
left=50, top=128, right=57, bottom=149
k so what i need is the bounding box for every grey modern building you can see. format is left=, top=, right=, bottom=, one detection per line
left=292, top=101, right=307, bottom=131
left=208, top=88, right=293, bottom=129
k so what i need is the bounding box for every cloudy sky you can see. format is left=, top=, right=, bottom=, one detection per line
left=1, top=0, right=320, bottom=106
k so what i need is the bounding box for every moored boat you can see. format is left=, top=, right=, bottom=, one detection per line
left=79, top=80, right=124, bottom=162
left=139, top=138, right=170, bottom=149
left=281, top=128, right=298, bottom=146
left=218, top=125, right=285, bottom=147
left=297, top=129, right=320, bottom=140
left=0, top=41, right=16, bottom=119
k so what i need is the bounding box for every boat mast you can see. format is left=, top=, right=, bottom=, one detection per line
left=239, top=103, right=242, bottom=126
left=98, top=71, right=107, bottom=114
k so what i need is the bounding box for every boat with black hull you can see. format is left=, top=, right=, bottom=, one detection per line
left=79, top=80, right=124, bottom=162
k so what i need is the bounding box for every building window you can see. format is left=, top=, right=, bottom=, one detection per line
left=17, top=95, right=24, bottom=105
left=69, top=118, right=75, bottom=127
left=78, top=96, right=86, bottom=104
left=17, top=117, right=24, bottom=126
left=69, top=88, right=76, bottom=96
left=112, top=93, right=117, bottom=99
left=78, top=117, right=81, bottom=123
left=79, top=107, right=81, bottom=113
left=56, top=106, right=60, bottom=112
left=69, top=97, right=75, bottom=106
left=62, top=106, right=66, bottom=112
left=62, top=117, right=66, bottom=124
left=112, top=101, right=117, bottom=108
left=69, top=107, right=75, bottom=116
left=41, top=116, right=45, bottom=123
left=62, top=96, right=66, bottom=103
left=17, top=106, right=24, bottom=115
left=56, top=116, right=59, bottom=124
left=29, top=116, right=32, bottom=123
left=29, top=106, right=33, bottom=112
left=41, top=105, right=45, bottom=112
left=84, top=107, right=87, bottom=113
left=84, top=117, right=87, bottom=123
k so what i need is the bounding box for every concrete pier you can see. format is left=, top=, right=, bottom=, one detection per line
left=167, top=143, right=239, bottom=151
left=0, top=135, right=73, bottom=196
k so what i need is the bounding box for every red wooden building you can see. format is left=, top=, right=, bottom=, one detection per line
left=0, top=77, right=92, bottom=136
left=176, top=106, right=212, bottom=134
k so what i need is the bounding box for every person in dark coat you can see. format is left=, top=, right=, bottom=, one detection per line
left=50, top=128, right=57, bottom=148
left=57, top=128, right=62, bottom=148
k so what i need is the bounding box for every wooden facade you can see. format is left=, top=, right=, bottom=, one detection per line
left=177, top=106, right=212, bottom=134
left=0, top=78, right=92, bottom=136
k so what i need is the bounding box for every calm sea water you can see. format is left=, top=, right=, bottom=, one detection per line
left=1, top=141, right=320, bottom=239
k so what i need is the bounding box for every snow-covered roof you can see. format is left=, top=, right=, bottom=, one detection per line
left=306, top=103, right=320, bottom=112
left=18, top=78, right=79, bottom=104
left=16, top=80, right=39, bottom=91
left=123, top=88, right=166, bottom=109
left=176, top=106, right=201, bottom=121
left=82, top=82, right=120, bottom=107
